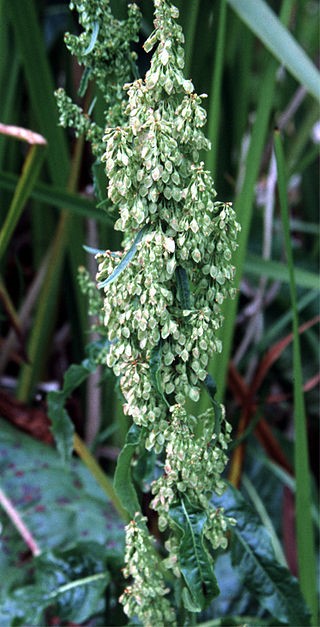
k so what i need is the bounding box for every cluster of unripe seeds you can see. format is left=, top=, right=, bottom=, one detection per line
left=97, top=1, right=240, bottom=623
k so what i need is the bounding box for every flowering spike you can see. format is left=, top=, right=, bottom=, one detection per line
left=97, top=0, right=240, bottom=622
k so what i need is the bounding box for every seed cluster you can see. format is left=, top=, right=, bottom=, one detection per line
left=119, top=514, right=177, bottom=627
left=55, top=0, right=140, bottom=157
left=96, top=0, right=240, bottom=623
left=57, top=0, right=240, bottom=624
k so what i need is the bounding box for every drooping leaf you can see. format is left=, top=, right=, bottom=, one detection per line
left=114, top=424, right=144, bottom=518
left=97, top=225, right=149, bottom=289
left=47, top=389, right=75, bottom=463
left=227, top=0, right=320, bottom=101
left=47, top=355, right=98, bottom=463
left=175, top=265, right=191, bottom=309
left=212, top=484, right=311, bottom=626
left=83, top=21, right=99, bottom=55
left=83, top=244, right=105, bottom=255
left=169, top=496, right=219, bottom=611
left=62, top=360, right=96, bottom=397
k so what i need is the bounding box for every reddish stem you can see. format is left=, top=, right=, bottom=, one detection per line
left=0, top=487, right=41, bottom=556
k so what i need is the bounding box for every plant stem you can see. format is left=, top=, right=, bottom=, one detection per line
left=0, top=486, right=41, bottom=556
left=73, top=433, right=129, bottom=522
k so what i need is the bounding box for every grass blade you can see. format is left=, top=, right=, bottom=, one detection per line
left=0, top=127, right=47, bottom=261
left=8, top=0, right=69, bottom=183
left=209, top=0, right=294, bottom=402
left=227, top=0, right=320, bottom=101
left=0, top=170, right=110, bottom=223
left=205, top=0, right=227, bottom=178
left=244, top=253, right=319, bottom=291
left=183, top=0, right=200, bottom=78
left=274, top=129, right=318, bottom=625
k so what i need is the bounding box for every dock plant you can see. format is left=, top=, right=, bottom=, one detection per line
left=96, top=2, right=241, bottom=622
left=57, top=0, right=241, bottom=623
left=0, top=0, right=315, bottom=623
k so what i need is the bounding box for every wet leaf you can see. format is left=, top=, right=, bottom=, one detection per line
left=212, top=484, right=311, bottom=626
left=0, top=543, right=109, bottom=625
left=169, top=496, right=219, bottom=611
left=114, top=424, right=143, bottom=518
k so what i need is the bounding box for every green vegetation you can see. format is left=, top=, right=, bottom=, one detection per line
left=0, top=0, right=319, bottom=625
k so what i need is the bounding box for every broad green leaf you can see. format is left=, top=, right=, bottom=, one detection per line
left=47, top=356, right=97, bottom=463
left=0, top=418, right=124, bottom=593
left=227, top=0, right=320, bottom=101
left=114, top=424, right=143, bottom=518
left=176, top=265, right=191, bottom=309
left=98, top=225, right=149, bottom=289
left=169, top=496, right=219, bottom=611
left=212, top=484, right=311, bottom=626
left=0, top=544, right=109, bottom=625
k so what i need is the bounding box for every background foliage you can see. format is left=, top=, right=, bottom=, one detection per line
left=0, top=0, right=319, bottom=625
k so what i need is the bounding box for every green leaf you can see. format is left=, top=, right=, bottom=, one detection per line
left=98, top=225, right=149, bottom=289
left=175, top=265, right=191, bottom=309
left=63, top=360, right=96, bottom=397
left=212, top=484, right=311, bottom=626
left=0, top=544, right=109, bottom=625
left=274, top=130, right=318, bottom=625
left=227, top=0, right=320, bottom=101
left=84, top=21, right=100, bottom=55
left=47, top=390, right=75, bottom=464
left=168, top=496, right=219, bottom=611
left=0, top=170, right=110, bottom=223
left=114, top=424, right=143, bottom=518
left=244, top=254, right=319, bottom=291
left=47, top=355, right=97, bottom=463
left=0, top=143, right=46, bottom=261
left=0, top=417, right=124, bottom=604
left=78, top=65, right=92, bottom=97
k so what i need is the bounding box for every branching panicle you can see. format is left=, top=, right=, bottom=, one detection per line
left=97, top=0, right=240, bottom=622
left=55, top=0, right=140, bottom=158
left=58, top=0, right=240, bottom=624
